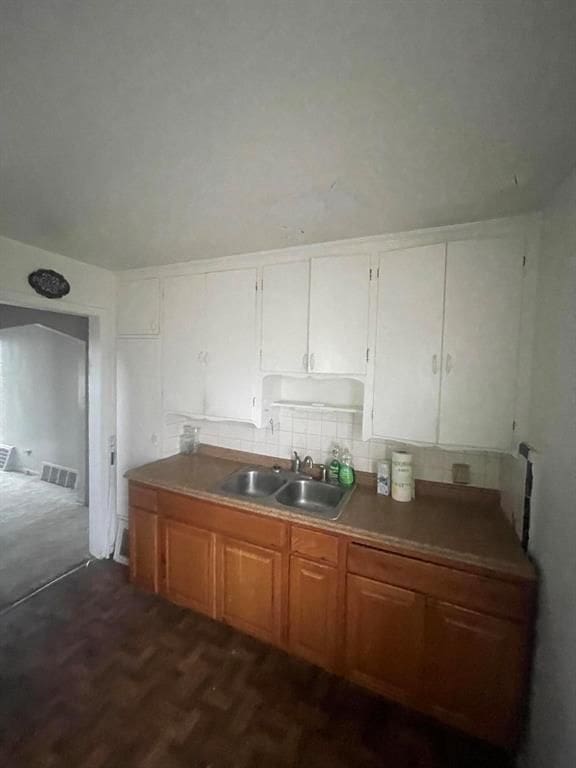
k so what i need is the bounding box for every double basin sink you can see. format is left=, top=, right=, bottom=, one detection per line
left=215, top=466, right=354, bottom=521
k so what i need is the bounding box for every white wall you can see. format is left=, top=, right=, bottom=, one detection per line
left=0, top=324, right=87, bottom=491
left=523, top=169, right=576, bottom=768
left=0, top=236, right=117, bottom=558
left=116, top=338, right=162, bottom=518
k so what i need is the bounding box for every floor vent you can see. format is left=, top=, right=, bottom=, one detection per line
left=40, top=462, right=78, bottom=489
left=0, top=444, right=16, bottom=471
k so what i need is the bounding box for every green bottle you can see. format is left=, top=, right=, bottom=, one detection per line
left=338, top=449, right=355, bottom=488
left=328, top=447, right=340, bottom=484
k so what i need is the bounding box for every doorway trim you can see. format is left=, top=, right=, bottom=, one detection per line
left=0, top=288, right=116, bottom=559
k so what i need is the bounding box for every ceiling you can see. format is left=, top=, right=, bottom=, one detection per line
left=1, top=0, right=575, bottom=270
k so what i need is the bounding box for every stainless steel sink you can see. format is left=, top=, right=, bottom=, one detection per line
left=218, top=468, right=287, bottom=498
left=275, top=479, right=346, bottom=519
left=215, top=466, right=355, bottom=520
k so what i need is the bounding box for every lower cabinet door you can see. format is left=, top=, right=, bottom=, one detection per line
left=289, top=555, right=338, bottom=670
left=163, top=519, right=216, bottom=617
left=423, top=600, right=526, bottom=746
left=129, top=506, right=160, bottom=593
left=345, top=574, right=425, bottom=706
left=217, top=537, right=283, bottom=645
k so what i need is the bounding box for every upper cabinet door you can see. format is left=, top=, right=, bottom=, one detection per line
left=118, top=278, right=160, bottom=336
left=308, top=254, right=371, bottom=374
left=261, top=261, right=310, bottom=373
left=162, top=274, right=206, bottom=417
left=205, top=268, right=258, bottom=421
left=373, top=244, right=446, bottom=443
left=439, top=238, right=523, bottom=450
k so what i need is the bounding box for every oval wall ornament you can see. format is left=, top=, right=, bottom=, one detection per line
left=28, top=269, right=71, bottom=299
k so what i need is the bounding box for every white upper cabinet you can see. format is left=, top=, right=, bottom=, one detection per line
left=205, top=268, right=258, bottom=421
left=162, top=274, right=206, bottom=417
left=439, top=238, right=523, bottom=450
left=308, top=254, right=371, bottom=375
left=373, top=244, right=446, bottom=443
left=117, top=278, right=160, bottom=336
left=261, top=261, right=310, bottom=373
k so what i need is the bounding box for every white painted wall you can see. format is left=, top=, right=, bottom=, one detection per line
left=522, top=168, right=576, bottom=768
left=0, top=236, right=117, bottom=558
left=116, top=338, right=162, bottom=518
left=0, top=324, right=86, bottom=493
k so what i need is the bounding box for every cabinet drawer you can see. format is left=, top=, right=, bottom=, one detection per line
left=129, top=483, right=158, bottom=513
left=159, top=491, right=288, bottom=550
left=348, top=543, right=531, bottom=622
left=291, top=526, right=340, bottom=565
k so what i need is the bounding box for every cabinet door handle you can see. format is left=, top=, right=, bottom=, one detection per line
left=203, top=351, right=209, bottom=364
left=302, top=352, right=308, bottom=371
left=309, top=352, right=315, bottom=371
left=432, top=354, right=438, bottom=374
left=446, top=353, right=453, bottom=374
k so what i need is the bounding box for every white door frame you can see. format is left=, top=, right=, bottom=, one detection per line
left=0, top=288, right=116, bottom=559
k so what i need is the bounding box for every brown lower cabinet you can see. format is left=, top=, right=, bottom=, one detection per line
left=423, top=600, right=527, bottom=745
left=217, top=537, right=283, bottom=645
left=129, top=506, right=159, bottom=593
left=289, top=555, right=339, bottom=670
left=345, top=574, right=425, bottom=706
left=163, top=519, right=216, bottom=617
left=128, top=482, right=534, bottom=749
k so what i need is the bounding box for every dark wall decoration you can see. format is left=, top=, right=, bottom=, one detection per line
left=28, top=269, right=71, bottom=299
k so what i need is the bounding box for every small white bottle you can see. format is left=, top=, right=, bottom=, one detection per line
left=377, top=461, right=391, bottom=496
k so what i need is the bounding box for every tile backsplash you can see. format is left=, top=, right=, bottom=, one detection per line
left=164, top=409, right=503, bottom=490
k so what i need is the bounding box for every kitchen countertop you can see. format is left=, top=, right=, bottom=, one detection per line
left=126, top=451, right=536, bottom=583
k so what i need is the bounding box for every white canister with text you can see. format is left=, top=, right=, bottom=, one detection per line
left=391, top=451, right=413, bottom=502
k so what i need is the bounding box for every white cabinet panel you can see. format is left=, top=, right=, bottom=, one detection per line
left=373, top=244, right=446, bottom=443
left=162, top=274, right=206, bottom=416
left=117, top=338, right=161, bottom=516
left=205, top=268, right=258, bottom=421
left=439, top=238, right=523, bottom=450
left=309, top=254, right=370, bottom=375
left=261, top=261, right=309, bottom=373
left=118, top=278, right=160, bottom=336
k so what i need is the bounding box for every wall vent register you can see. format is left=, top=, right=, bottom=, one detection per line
left=40, top=462, right=78, bottom=489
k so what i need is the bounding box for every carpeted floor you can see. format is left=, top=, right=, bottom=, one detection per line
left=0, top=471, right=89, bottom=609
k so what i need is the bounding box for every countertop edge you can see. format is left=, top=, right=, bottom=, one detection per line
left=126, top=471, right=536, bottom=584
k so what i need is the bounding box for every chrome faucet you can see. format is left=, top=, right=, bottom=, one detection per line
left=291, top=451, right=301, bottom=473
left=302, top=455, right=314, bottom=477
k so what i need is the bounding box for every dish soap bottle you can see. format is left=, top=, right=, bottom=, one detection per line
left=328, top=446, right=341, bottom=484
left=338, top=449, right=355, bottom=488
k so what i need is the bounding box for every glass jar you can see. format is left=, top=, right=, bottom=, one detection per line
left=180, top=425, right=200, bottom=454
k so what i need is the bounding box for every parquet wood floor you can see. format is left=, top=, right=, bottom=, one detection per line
left=0, top=561, right=513, bottom=768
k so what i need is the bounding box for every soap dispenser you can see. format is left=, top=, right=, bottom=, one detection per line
left=328, top=446, right=341, bottom=484
left=338, top=448, right=355, bottom=488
